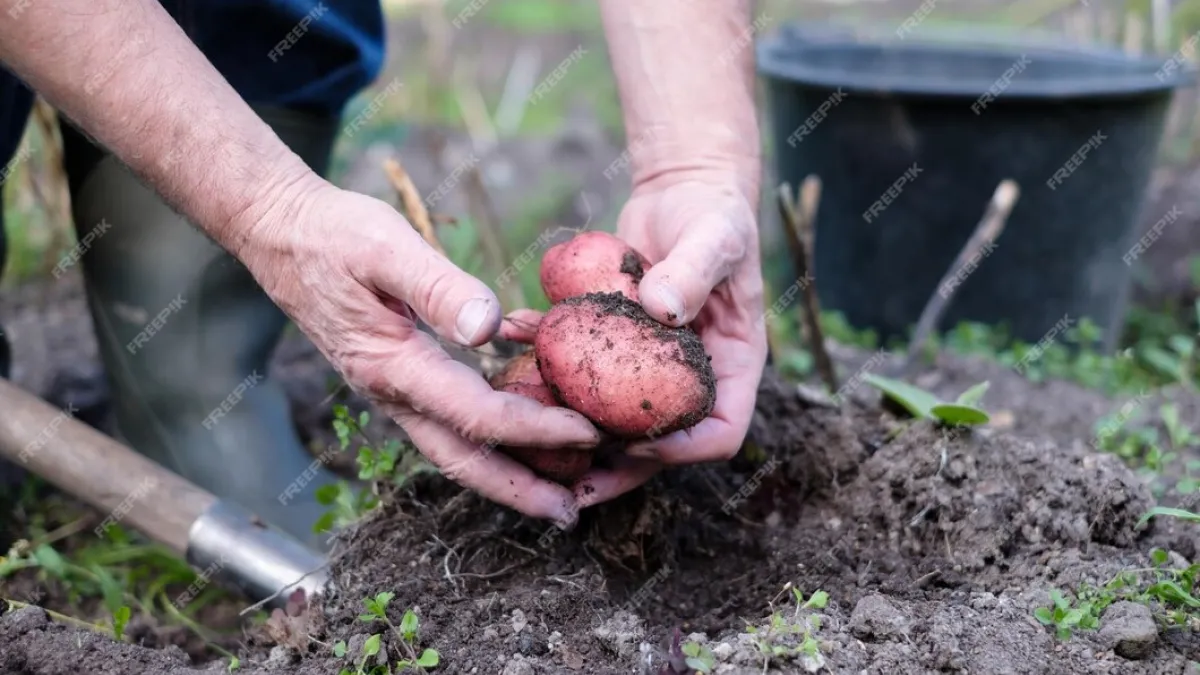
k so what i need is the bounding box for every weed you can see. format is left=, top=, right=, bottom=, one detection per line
left=228, top=656, right=241, bottom=672
left=861, top=374, right=991, bottom=426
left=348, top=591, right=440, bottom=673
left=680, top=641, right=714, bottom=673
left=743, top=586, right=830, bottom=672
left=110, top=605, right=130, bottom=641
left=315, top=407, right=435, bottom=534
left=1033, top=589, right=1102, bottom=640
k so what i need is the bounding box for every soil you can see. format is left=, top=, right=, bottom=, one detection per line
left=6, top=366, right=1200, bottom=674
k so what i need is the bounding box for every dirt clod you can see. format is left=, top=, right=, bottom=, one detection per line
left=849, top=594, right=908, bottom=641
left=1099, top=601, right=1158, bottom=660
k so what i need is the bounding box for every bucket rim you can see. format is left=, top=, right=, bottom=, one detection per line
left=756, top=22, right=1197, bottom=99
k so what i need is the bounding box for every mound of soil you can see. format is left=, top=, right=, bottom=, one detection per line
left=5, top=369, right=1200, bottom=674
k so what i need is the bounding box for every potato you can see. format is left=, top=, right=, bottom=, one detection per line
left=534, top=292, right=715, bottom=438
left=540, top=231, right=650, bottom=304
left=492, top=367, right=593, bottom=485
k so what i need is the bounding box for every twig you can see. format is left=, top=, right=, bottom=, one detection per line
left=777, top=177, right=837, bottom=393
left=383, top=158, right=445, bottom=256
left=901, top=179, right=1019, bottom=374
left=5, top=599, right=107, bottom=634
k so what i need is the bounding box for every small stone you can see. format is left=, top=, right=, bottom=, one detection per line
left=712, top=642, right=734, bottom=660
left=849, top=594, right=907, bottom=641
left=1099, top=601, right=1157, bottom=659
left=483, top=626, right=500, bottom=640
left=968, top=592, right=998, bottom=610
left=510, top=609, right=528, bottom=634
left=765, top=511, right=782, bottom=528
left=591, top=611, right=645, bottom=658
left=3, top=606, right=48, bottom=634
left=501, top=655, right=535, bottom=675
left=266, top=646, right=296, bottom=669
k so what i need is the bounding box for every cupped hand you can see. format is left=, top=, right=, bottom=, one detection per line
left=233, top=176, right=601, bottom=527
left=576, top=170, right=768, bottom=507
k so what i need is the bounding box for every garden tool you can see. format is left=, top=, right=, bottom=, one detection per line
left=0, top=376, right=328, bottom=608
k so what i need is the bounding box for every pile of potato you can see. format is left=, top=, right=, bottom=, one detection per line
left=489, top=232, right=716, bottom=484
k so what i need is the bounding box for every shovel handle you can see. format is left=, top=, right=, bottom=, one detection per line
left=0, top=377, right=215, bottom=554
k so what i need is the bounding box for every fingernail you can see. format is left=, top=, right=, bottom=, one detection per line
left=654, top=283, right=685, bottom=325
left=455, top=298, right=497, bottom=344
left=625, top=443, right=659, bottom=460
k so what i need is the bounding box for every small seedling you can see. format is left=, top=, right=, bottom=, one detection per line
left=862, top=374, right=990, bottom=426
left=1033, top=589, right=1101, bottom=640
left=110, top=605, right=130, bottom=641
left=743, top=586, right=829, bottom=671
left=681, top=641, right=715, bottom=673
left=353, top=591, right=439, bottom=672
left=227, top=656, right=240, bottom=672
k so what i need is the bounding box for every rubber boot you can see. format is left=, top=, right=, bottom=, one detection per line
left=60, top=107, right=342, bottom=553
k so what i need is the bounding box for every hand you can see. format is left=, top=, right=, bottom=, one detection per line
left=576, top=170, right=767, bottom=507
left=233, top=176, right=601, bottom=527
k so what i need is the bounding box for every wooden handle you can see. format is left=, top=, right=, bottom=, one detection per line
left=0, top=378, right=215, bottom=554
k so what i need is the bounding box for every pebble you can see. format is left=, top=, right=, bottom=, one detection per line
left=510, top=609, right=528, bottom=634
left=712, top=642, right=734, bottom=660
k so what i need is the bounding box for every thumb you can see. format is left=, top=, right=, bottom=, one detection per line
left=636, top=213, right=749, bottom=326
left=369, top=226, right=502, bottom=347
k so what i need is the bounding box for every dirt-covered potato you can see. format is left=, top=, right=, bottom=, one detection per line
left=539, top=231, right=650, bottom=304
left=534, top=292, right=716, bottom=438
left=493, top=370, right=593, bottom=484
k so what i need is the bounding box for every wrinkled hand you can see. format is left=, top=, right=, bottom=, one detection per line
left=234, top=176, right=600, bottom=527
left=576, top=171, right=767, bottom=507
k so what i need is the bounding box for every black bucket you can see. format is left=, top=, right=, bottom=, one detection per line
left=758, top=23, right=1194, bottom=349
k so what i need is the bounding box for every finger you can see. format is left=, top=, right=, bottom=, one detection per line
left=625, top=347, right=762, bottom=464
left=364, top=330, right=600, bottom=448
left=572, top=456, right=660, bottom=509
left=498, top=309, right=543, bottom=344
left=365, top=216, right=502, bottom=347
left=637, top=209, right=753, bottom=327
left=396, top=411, right=578, bottom=525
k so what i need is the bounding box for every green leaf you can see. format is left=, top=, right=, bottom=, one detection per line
left=90, top=563, right=125, bottom=613
left=314, top=484, right=340, bottom=506
left=415, top=649, right=440, bottom=667
left=805, top=590, right=829, bottom=609
left=228, top=656, right=240, bottom=672
left=955, top=381, right=990, bottom=407
left=373, top=592, right=394, bottom=614
left=32, top=545, right=67, bottom=578
left=861, top=374, right=941, bottom=419
left=681, top=642, right=700, bottom=657
left=930, top=403, right=990, bottom=426
left=400, top=609, right=420, bottom=641
left=684, top=656, right=712, bottom=673
left=1146, top=581, right=1200, bottom=607
left=359, top=411, right=370, bottom=428
left=1033, top=607, right=1054, bottom=625
left=1050, top=589, right=1069, bottom=610
left=791, top=587, right=803, bottom=605
left=1061, top=609, right=1084, bottom=627
left=1138, top=506, right=1200, bottom=527
left=111, top=606, right=131, bottom=641
left=363, top=633, right=382, bottom=657
left=333, top=640, right=347, bottom=657
left=313, top=512, right=337, bottom=534
left=1151, top=548, right=1170, bottom=566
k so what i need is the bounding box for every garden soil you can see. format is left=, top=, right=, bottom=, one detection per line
left=5, top=366, right=1200, bottom=674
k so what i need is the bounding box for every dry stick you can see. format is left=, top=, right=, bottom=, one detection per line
left=900, top=179, right=1020, bottom=375
left=384, top=158, right=446, bottom=256
left=777, top=176, right=837, bottom=394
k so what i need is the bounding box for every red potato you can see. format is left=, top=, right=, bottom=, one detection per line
left=540, top=231, right=650, bottom=304
left=492, top=365, right=593, bottom=485
left=534, top=292, right=716, bottom=438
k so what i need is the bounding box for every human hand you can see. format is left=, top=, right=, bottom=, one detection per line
left=231, top=176, right=601, bottom=527
left=575, top=170, right=767, bottom=507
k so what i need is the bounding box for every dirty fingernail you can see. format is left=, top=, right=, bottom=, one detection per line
left=654, top=283, right=685, bottom=325
left=455, top=298, right=497, bottom=344
left=625, top=443, right=659, bottom=460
